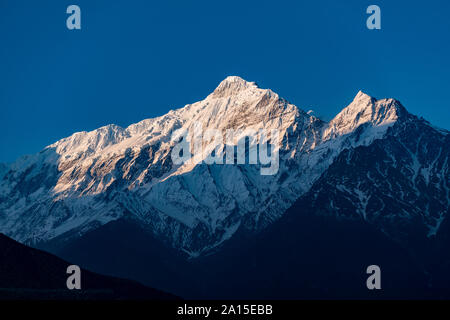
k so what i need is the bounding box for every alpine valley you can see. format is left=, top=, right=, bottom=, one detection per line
left=0, top=76, right=448, bottom=299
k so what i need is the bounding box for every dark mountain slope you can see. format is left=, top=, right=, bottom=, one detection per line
left=0, top=233, right=178, bottom=300
left=289, top=114, right=449, bottom=285
left=47, top=208, right=443, bottom=299
left=44, top=219, right=195, bottom=297
left=189, top=207, right=435, bottom=299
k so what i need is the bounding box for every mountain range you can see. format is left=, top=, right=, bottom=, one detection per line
left=0, top=76, right=448, bottom=298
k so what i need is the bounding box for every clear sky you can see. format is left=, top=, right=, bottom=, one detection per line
left=1, top=0, right=449, bottom=162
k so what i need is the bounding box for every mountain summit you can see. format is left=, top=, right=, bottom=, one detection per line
left=211, top=76, right=259, bottom=97
left=0, top=77, right=448, bottom=258
left=323, top=91, right=402, bottom=141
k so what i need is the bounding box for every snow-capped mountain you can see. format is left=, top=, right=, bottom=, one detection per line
left=296, top=104, right=450, bottom=242
left=0, top=76, right=448, bottom=257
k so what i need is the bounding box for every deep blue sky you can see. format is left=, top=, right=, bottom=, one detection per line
left=1, top=0, right=449, bottom=162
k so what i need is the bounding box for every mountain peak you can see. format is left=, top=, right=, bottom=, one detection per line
left=220, top=75, right=256, bottom=86
left=324, top=91, right=402, bottom=141
left=211, top=76, right=259, bottom=98
left=353, top=90, right=374, bottom=103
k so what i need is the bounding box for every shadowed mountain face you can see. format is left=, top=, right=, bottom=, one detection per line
left=41, top=219, right=195, bottom=297
left=49, top=213, right=450, bottom=299
left=0, top=233, right=178, bottom=300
